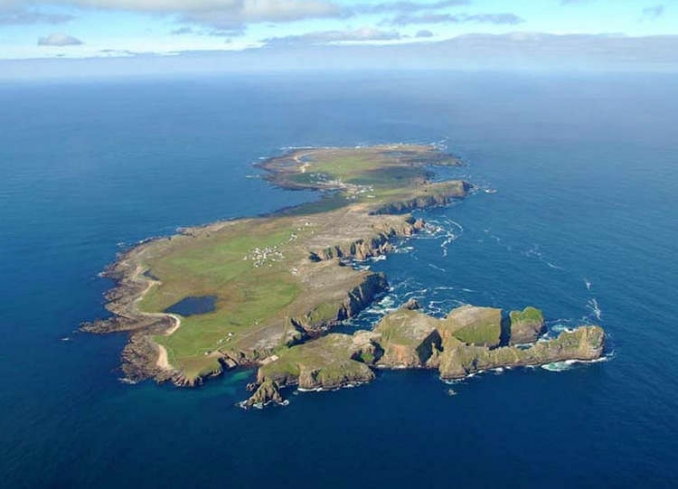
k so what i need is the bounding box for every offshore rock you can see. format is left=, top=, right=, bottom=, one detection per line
left=402, top=298, right=421, bottom=310
left=244, top=379, right=284, bottom=408
left=509, top=307, right=546, bottom=345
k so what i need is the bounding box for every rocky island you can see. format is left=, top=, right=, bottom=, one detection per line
left=84, top=144, right=605, bottom=407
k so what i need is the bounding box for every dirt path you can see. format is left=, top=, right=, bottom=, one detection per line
left=156, top=344, right=171, bottom=370
left=130, top=265, right=181, bottom=371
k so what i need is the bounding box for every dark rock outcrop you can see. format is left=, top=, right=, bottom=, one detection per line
left=244, top=379, right=284, bottom=408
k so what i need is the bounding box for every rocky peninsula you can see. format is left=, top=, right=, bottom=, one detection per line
left=249, top=303, right=604, bottom=407
left=83, top=144, right=605, bottom=407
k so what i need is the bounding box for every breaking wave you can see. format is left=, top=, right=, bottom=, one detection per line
left=542, top=354, right=612, bottom=372
left=587, top=298, right=603, bottom=321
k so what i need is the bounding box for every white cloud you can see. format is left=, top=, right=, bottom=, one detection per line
left=2, top=0, right=345, bottom=34
left=353, top=1, right=469, bottom=14
left=7, top=0, right=343, bottom=21
left=263, top=27, right=401, bottom=46
left=0, top=7, right=74, bottom=25
left=4, top=32, right=678, bottom=79
left=387, top=12, right=524, bottom=26
left=38, top=32, right=83, bottom=45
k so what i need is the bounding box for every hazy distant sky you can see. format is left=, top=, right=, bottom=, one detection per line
left=0, top=0, right=676, bottom=77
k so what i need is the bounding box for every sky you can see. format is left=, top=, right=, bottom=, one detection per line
left=0, top=0, right=677, bottom=78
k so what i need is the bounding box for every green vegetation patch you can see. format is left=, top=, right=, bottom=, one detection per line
left=442, top=306, right=503, bottom=348
left=510, top=307, right=544, bottom=325
left=452, top=322, right=502, bottom=348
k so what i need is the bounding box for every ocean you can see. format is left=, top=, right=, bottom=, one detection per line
left=1, top=72, right=677, bottom=488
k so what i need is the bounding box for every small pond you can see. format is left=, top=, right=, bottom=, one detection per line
left=164, top=296, right=217, bottom=316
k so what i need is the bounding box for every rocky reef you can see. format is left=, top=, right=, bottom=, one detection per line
left=245, top=304, right=605, bottom=407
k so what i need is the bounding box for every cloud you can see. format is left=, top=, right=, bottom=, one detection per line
left=4, top=33, right=678, bottom=80
left=0, top=9, right=74, bottom=25
left=14, top=0, right=344, bottom=22
left=171, top=26, right=194, bottom=35
left=262, top=27, right=402, bottom=46
left=387, top=12, right=524, bottom=26
left=73, top=0, right=343, bottom=31
left=250, top=32, right=678, bottom=72
left=415, top=29, right=434, bottom=38
left=353, top=1, right=469, bottom=14
left=38, top=33, right=83, bottom=46
left=642, top=5, right=665, bottom=20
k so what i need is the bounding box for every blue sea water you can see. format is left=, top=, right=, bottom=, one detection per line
left=1, top=72, right=677, bottom=488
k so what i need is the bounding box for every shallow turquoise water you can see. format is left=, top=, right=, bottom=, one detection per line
left=1, top=73, right=676, bottom=488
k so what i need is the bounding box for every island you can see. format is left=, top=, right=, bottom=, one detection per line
left=83, top=144, right=605, bottom=407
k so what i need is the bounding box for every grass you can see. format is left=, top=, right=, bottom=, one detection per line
left=269, top=146, right=461, bottom=197
left=443, top=307, right=503, bottom=347
left=510, top=307, right=544, bottom=324
left=136, top=218, right=309, bottom=379
left=452, top=322, right=502, bottom=347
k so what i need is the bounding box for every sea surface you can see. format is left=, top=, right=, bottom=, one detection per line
left=1, top=72, right=677, bottom=488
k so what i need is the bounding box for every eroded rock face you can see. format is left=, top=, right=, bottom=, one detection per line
left=509, top=307, right=545, bottom=345
left=294, top=272, right=389, bottom=331
left=374, top=309, right=441, bottom=368
left=298, top=361, right=376, bottom=390
left=371, top=181, right=471, bottom=215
